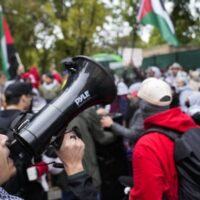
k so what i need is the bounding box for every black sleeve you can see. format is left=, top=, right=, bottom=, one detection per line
left=68, top=171, right=98, bottom=200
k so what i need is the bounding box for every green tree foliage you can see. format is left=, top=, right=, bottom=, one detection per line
left=53, top=0, right=109, bottom=62
left=1, top=0, right=199, bottom=72
left=170, top=0, right=198, bottom=45
left=144, top=28, right=165, bottom=47
left=117, top=0, right=139, bottom=48
left=1, top=0, right=109, bottom=72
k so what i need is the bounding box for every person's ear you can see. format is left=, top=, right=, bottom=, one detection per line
left=20, top=95, right=27, bottom=103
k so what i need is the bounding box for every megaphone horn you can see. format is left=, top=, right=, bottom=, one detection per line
left=10, top=56, right=117, bottom=162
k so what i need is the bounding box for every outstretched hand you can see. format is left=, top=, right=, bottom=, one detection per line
left=100, top=115, right=114, bottom=128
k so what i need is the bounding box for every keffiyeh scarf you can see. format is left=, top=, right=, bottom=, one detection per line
left=0, top=187, right=23, bottom=200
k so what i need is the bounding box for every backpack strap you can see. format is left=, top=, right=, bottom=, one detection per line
left=145, top=127, right=194, bottom=162
left=10, top=112, right=33, bottom=130
left=144, top=127, right=180, bottom=141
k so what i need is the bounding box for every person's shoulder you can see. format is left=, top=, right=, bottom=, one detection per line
left=135, top=132, right=172, bottom=150
left=134, top=132, right=173, bottom=159
left=0, top=110, right=22, bottom=129
left=0, top=109, right=21, bottom=119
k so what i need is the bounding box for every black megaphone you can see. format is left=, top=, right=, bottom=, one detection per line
left=9, top=55, right=117, bottom=163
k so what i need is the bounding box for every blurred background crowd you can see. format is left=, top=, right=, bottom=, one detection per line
left=0, top=0, right=200, bottom=199
left=0, top=59, right=200, bottom=200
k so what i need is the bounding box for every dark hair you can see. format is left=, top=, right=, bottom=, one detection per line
left=45, top=72, right=54, bottom=79
left=5, top=95, right=21, bottom=105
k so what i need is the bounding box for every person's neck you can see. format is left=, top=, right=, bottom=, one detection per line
left=6, top=105, right=21, bottom=111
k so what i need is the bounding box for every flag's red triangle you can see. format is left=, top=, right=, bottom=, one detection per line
left=3, top=17, right=14, bottom=44
left=138, top=0, right=153, bottom=21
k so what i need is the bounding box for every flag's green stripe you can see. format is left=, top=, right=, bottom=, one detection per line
left=141, top=12, right=179, bottom=46
left=0, top=11, right=10, bottom=79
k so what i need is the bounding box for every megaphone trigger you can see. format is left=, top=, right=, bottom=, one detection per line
left=52, top=129, right=78, bottom=149
left=52, top=134, right=65, bottom=149
left=71, top=127, right=82, bottom=139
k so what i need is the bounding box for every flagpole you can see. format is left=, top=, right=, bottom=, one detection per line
left=130, top=0, right=140, bottom=67
left=15, top=52, right=22, bottom=65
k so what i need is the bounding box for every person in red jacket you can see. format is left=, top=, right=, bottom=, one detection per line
left=129, top=77, right=198, bottom=200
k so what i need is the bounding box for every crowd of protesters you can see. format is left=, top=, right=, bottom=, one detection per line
left=0, top=60, right=200, bottom=200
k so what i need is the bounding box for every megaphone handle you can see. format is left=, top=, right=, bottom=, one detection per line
left=53, top=162, right=64, bottom=168
left=51, top=127, right=67, bottom=149
left=72, top=127, right=82, bottom=139
left=52, top=134, right=65, bottom=149
left=52, top=128, right=81, bottom=149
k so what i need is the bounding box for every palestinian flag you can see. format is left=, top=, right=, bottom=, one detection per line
left=137, top=0, right=179, bottom=46
left=0, top=7, right=19, bottom=79
left=0, top=7, right=9, bottom=78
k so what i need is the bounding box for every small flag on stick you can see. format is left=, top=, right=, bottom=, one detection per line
left=0, top=6, right=20, bottom=79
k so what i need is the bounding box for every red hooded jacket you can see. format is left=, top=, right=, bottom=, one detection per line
left=130, top=107, right=198, bottom=200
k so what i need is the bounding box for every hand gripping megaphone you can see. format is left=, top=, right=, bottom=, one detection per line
left=9, top=56, right=117, bottom=163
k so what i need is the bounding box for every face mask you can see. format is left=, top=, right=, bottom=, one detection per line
left=138, top=99, right=169, bottom=119
left=130, top=98, right=139, bottom=106
left=175, top=86, right=184, bottom=94
left=138, top=99, right=147, bottom=111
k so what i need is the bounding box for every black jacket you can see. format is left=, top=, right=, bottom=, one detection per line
left=0, top=109, right=21, bottom=134
left=68, top=171, right=98, bottom=200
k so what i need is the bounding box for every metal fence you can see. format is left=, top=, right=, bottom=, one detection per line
left=142, top=49, right=200, bottom=70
